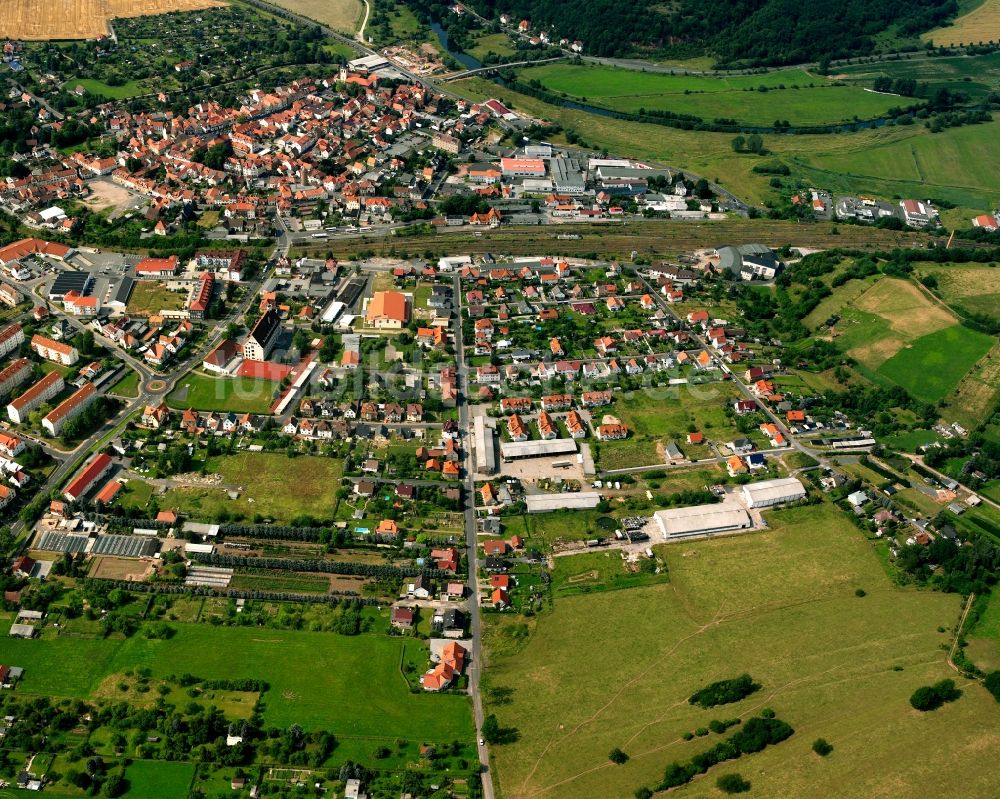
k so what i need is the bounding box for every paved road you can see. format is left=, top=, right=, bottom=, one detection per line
left=452, top=274, right=494, bottom=799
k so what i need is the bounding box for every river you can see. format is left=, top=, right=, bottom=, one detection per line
left=430, top=21, right=483, bottom=71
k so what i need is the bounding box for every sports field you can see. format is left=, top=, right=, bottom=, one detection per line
left=167, top=371, right=277, bottom=413
left=0, top=624, right=473, bottom=738
left=265, top=0, right=363, bottom=33
left=0, top=0, right=224, bottom=39
left=451, top=77, right=1000, bottom=209
left=482, top=504, right=1000, bottom=799
left=518, top=63, right=905, bottom=126
left=924, top=0, right=1000, bottom=46
left=158, top=452, right=343, bottom=523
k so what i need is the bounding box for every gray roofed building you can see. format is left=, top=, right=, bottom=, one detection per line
left=717, top=244, right=782, bottom=281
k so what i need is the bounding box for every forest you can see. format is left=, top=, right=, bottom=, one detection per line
left=460, top=0, right=959, bottom=64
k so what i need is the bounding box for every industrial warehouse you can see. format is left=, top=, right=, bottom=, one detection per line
left=741, top=477, right=808, bottom=508
left=652, top=477, right=807, bottom=541
left=654, top=502, right=752, bottom=540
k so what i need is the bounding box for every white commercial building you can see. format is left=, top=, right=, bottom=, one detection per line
left=525, top=492, right=601, bottom=513
left=741, top=477, right=807, bottom=508
left=654, top=502, right=752, bottom=540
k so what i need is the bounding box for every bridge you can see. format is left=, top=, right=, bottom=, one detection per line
left=440, top=56, right=565, bottom=82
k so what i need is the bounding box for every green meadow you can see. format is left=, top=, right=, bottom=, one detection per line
left=483, top=504, right=1000, bottom=799
left=876, top=324, right=995, bottom=404
left=519, top=63, right=906, bottom=126
left=167, top=372, right=278, bottom=414
left=0, top=624, right=473, bottom=740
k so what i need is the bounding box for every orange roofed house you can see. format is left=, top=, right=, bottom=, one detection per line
left=366, top=291, right=409, bottom=329
left=421, top=641, right=468, bottom=691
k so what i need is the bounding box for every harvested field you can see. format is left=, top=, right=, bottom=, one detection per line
left=0, top=0, right=224, bottom=40
left=914, top=262, right=1000, bottom=322
left=925, top=0, right=1000, bottom=46
left=266, top=0, right=363, bottom=33
left=852, top=278, right=956, bottom=339
left=89, top=556, right=155, bottom=581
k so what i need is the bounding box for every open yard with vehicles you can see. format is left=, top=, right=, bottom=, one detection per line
left=167, top=371, right=278, bottom=414
left=450, top=76, right=1000, bottom=211
left=518, top=63, right=907, bottom=126
left=266, top=0, right=363, bottom=32
left=0, top=623, right=473, bottom=738
left=154, top=452, right=344, bottom=523
left=482, top=503, right=1000, bottom=799
left=0, top=0, right=224, bottom=39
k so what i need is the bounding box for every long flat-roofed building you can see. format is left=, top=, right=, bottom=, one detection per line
left=525, top=492, right=601, bottom=513
left=654, top=502, right=751, bottom=540
left=499, top=438, right=577, bottom=461
left=473, top=415, right=497, bottom=475
left=741, top=477, right=806, bottom=508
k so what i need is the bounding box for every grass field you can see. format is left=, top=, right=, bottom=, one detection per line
left=0, top=624, right=473, bottom=739
left=799, top=120, right=1000, bottom=209
left=483, top=503, right=1000, bottom=799
left=913, top=262, right=1000, bottom=322
left=550, top=550, right=668, bottom=597
left=127, top=281, right=188, bottom=317
left=107, top=369, right=141, bottom=398
left=967, top=590, right=1000, bottom=671
left=465, top=32, right=517, bottom=61
left=167, top=371, right=277, bottom=413
left=944, top=339, right=1000, bottom=428
left=123, top=761, right=195, bottom=799
left=925, top=0, right=1000, bottom=46
left=265, top=0, right=363, bottom=33
left=597, top=382, right=756, bottom=469
left=160, top=452, right=343, bottom=523
left=836, top=51, right=1000, bottom=99
left=450, top=76, right=1000, bottom=210
left=519, top=63, right=906, bottom=126
left=70, top=77, right=147, bottom=98
left=877, top=324, right=995, bottom=403
left=824, top=277, right=956, bottom=369
left=0, top=0, right=224, bottom=39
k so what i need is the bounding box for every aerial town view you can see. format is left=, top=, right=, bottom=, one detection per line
left=0, top=0, right=998, bottom=796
